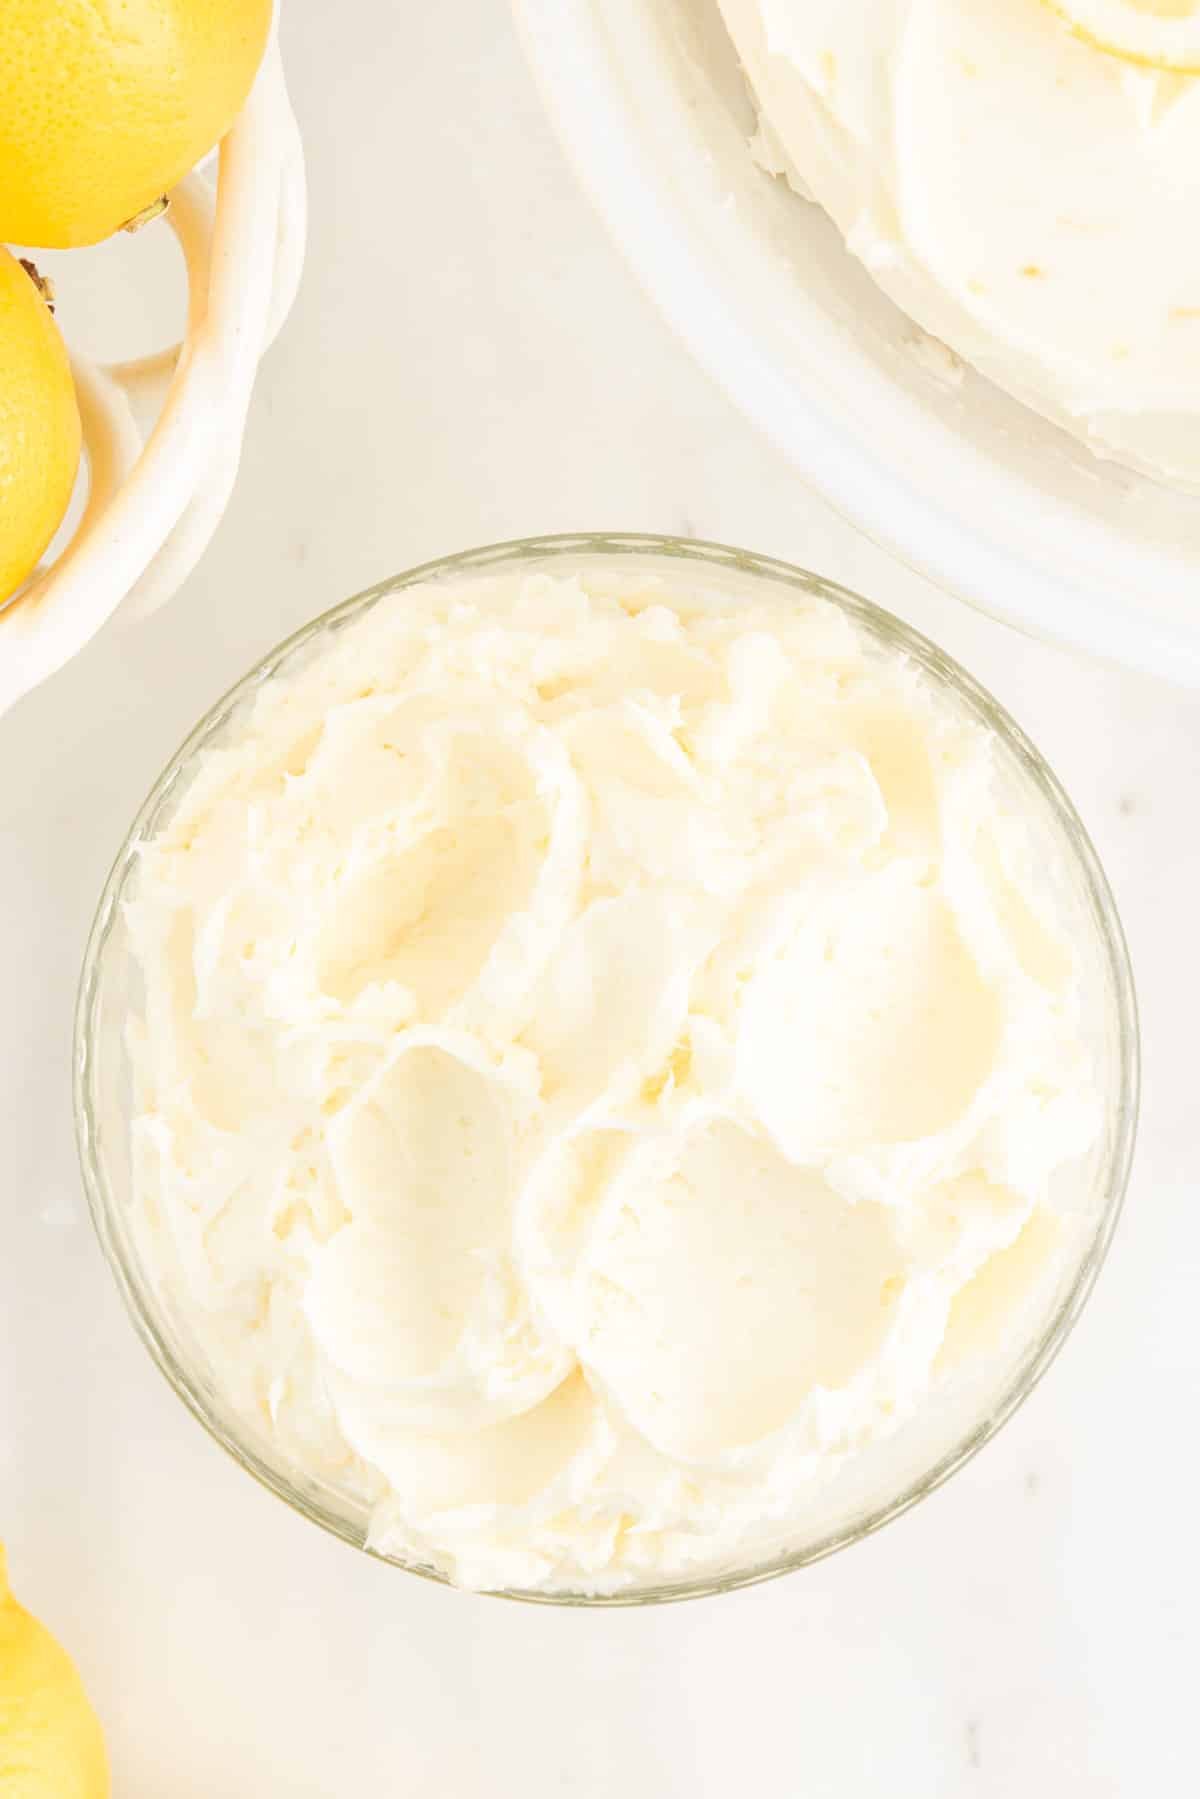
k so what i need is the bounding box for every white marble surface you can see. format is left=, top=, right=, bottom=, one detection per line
left=0, top=4, right=1196, bottom=1793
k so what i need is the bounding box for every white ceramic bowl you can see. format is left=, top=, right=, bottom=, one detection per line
left=0, top=17, right=306, bottom=725
left=512, top=0, right=1200, bottom=684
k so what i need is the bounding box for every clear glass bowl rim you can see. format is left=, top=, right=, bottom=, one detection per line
left=74, top=531, right=1140, bottom=1607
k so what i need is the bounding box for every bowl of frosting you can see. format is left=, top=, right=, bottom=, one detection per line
left=513, top=0, right=1200, bottom=684
left=75, top=534, right=1137, bottom=1602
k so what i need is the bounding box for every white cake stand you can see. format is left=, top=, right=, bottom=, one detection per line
left=0, top=23, right=307, bottom=722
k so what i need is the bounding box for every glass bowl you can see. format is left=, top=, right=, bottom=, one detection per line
left=74, top=533, right=1139, bottom=1606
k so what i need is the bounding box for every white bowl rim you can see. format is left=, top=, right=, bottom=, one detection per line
left=512, top=0, right=1200, bottom=686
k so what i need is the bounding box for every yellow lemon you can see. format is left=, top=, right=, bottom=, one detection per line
left=0, top=1544, right=110, bottom=1798
left=0, top=250, right=82, bottom=610
left=1046, top=0, right=1200, bottom=70
left=0, top=0, right=274, bottom=249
